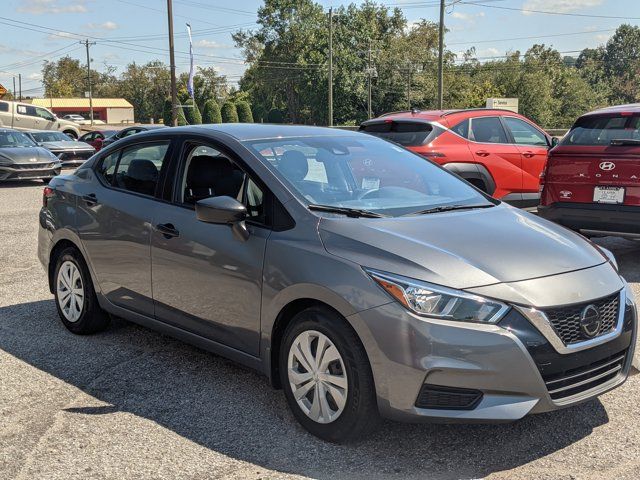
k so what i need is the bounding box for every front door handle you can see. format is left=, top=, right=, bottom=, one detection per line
left=82, top=193, right=98, bottom=206
left=523, top=151, right=535, bottom=158
left=475, top=150, right=490, bottom=157
left=156, top=223, right=180, bottom=239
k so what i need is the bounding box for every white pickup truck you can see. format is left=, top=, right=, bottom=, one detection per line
left=0, top=100, right=81, bottom=138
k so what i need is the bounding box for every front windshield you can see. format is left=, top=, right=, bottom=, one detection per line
left=244, top=135, right=493, bottom=217
left=0, top=131, right=37, bottom=148
left=31, top=131, right=71, bottom=142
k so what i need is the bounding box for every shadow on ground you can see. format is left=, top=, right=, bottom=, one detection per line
left=0, top=299, right=610, bottom=480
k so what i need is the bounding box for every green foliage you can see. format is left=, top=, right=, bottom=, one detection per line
left=176, top=104, right=188, bottom=126
left=182, top=98, right=202, bottom=124
left=202, top=99, right=222, bottom=123
left=267, top=108, right=284, bottom=123
left=236, top=100, right=254, bottom=122
left=162, top=97, right=173, bottom=126
left=221, top=101, right=239, bottom=123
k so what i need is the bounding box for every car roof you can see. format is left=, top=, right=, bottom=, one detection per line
left=24, top=129, right=66, bottom=133
left=147, top=124, right=361, bottom=141
left=376, top=108, right=521, bottom=122
left=581, top=103, right=640, bottom=117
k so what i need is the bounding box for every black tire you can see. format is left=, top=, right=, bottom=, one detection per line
left=279, top=306, right=379, bottom=443
left=63, top=130, right=78, bottom=139
left=53, top=247, right=110, bottom=334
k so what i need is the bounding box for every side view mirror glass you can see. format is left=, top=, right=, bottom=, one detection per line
left=551, top=136, right=560, bottom=148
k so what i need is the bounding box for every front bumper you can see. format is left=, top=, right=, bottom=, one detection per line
left=51, top=151, right=93, bottom=168
left=539, top=202, right=640, bottom=239
left=351, top=292, right=636, bottom=423
left=0, top=163, right=61, bottom=181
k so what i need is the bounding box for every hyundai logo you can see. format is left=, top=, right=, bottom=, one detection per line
left=599, top=161, right=616, bottom=171
left=580, top=305, right=602, bottom=338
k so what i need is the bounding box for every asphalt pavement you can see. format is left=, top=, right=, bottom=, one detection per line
left=1, top=181, right=639, bottom=480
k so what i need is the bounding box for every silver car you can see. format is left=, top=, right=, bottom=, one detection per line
left=38, top=125, right=637, bottom=442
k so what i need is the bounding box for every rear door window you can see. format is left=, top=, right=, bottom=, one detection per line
left=0, top=102, right=8, bottom=112
left=469, top=117, right=509, bottom=144
left=361, top=121, right=439, bottom=146
left=562, top=114, right=640, bottom=146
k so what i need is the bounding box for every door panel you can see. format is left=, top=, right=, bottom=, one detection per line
left=503, top=116, right=550, bottom=194
left=75, top=141, right=171, bottom=316
left=151, top=205, right=269, bottom=355
left=469, top=116, right=522, bottom=198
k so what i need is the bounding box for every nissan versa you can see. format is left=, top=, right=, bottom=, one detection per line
left=38, top=125, right=637, bottom=442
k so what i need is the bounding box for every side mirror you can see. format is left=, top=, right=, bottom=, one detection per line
left=196, top=196, right=249, bottom=241
left=551, top=136, right=560, bottom=148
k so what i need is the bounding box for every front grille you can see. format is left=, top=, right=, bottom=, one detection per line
left=542, top=351, right=626, bottom=401
left=415, top=384, right=483, bottom=410
left=57, top=151, right=92, bottom=161
left=10, top=163, right=57, bottom=170
left=543, top=293, right=619, bottom=345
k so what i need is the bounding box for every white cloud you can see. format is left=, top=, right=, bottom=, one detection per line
left=478, top=47, right=501, bottom=57
left=595, top=33, right=611, bottom=42
left=450, top=10, right=485, bottom=26
left=28, top=72, right=43, bottom=80
left=17, top=0, right=88, bottom=14
left=522, top=0, right=603, bottom=14
left=46, top=31, right=78, bottom=40
left=87, top=21, right=118, bottom=31
left=193, top=39, right=231, bottom=50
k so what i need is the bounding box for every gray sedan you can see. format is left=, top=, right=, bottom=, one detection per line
left=0, top=128, right=61, bottom=182
left=25, top=130, right=95, bottom=168
left=38, top=125, right=637, bottom=442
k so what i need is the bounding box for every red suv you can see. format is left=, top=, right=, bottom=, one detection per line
left=360, top=109, right=553, bottom=207
left=539, top=104, right=640, bottom=240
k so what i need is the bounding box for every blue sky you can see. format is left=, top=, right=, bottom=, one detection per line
left=0, top=0, right=638, bottom=98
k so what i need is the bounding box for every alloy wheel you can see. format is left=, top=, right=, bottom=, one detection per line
left=56, top=260, right=84, bottom=323
left=287, top=330, right=348, bottom=424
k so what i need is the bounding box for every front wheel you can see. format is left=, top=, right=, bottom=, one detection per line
left=280, top=307, right=379, bottom=443
left=53, top=248, right=110, bottom=334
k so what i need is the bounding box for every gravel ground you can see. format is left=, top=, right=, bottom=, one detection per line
left=1, top=181, right=639, bottom=480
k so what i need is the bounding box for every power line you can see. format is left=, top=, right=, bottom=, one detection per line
left=448, top=28, right=615, bottom=46
left=461, top=2, right=640, bottom=20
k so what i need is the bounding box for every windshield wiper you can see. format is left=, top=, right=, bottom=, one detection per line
left=308, top=204, right=387, bottom=218
left=405, top=204, right=495, bottom=216
left=610, top=139, right=640, bottom=146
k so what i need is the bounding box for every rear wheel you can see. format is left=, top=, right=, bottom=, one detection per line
left=280, top=307, right=379, bottom=443
left=53, top=248, right=110, bottom=334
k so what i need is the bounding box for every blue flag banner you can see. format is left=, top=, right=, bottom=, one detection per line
left=186, top=23, right=195, bottom=99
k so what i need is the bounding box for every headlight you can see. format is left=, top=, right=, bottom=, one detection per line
left=366, top=269, right=510, bottom=324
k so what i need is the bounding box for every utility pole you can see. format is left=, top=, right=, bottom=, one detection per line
left=12, top=77, right=16, bottom=100
left=328, top=7, right=333, bottom=127
left=406, top=64, right=412, bottom=110
left=437, top=0, right=445, bottom=109
left=80, top=39, right=96, bottom=125
left=367, top=39, right=372, bottom=119
left=167, top=0, right=178, bottom=127
left=18, top=73, right=21, bottom=101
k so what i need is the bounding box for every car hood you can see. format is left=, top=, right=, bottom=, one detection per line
left=39, top=141, right=94, bottom=151
left=319, top=204, right=608, bottom=290
left=0, top=147, right=57, bottom=164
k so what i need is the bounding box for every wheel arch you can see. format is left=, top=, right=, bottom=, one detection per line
left=443, top=162, right=496, bottom=195
left=267, top=296, right=368, bottom=390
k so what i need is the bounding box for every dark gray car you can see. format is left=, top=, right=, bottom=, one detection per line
left=25, top=130, right=95, bottom=168
left=0, top=128, right=61, bottom=182
left=38, top=125, right=637, bottom=442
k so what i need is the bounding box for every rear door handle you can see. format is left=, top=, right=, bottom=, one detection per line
left=82, top=193, right=98, bottom=205
left=523, top=151, right=535, bottom=158
left=156, top=223, right=180, bottom=239
left=475, top=150, right=490, bottom=157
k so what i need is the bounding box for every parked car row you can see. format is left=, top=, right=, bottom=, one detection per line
left=38, top=120, right=636, bottom=443
left=0, top=99, right=80, bottom=138
left=361, top=104, right=640, bottom=240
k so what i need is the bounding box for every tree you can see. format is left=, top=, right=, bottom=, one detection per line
left=202, top=99, right=222, bottom=123
left=178, top=67, right=229, bottom=112
left=236, top=100, right=254, bottom=122
left=221, top=101, right=239, bottom=122
left=603, top=24, right=640, bottom=103
left=176, top=104, right=188, bottom=126
left=182, top=97, right=202, bottom=124
left=162, top=97, right=173, bottom=126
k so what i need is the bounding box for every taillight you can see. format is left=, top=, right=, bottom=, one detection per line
left=539, top=161, right=549, bottom=192
left=43, top=186, right=54, bottom=207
